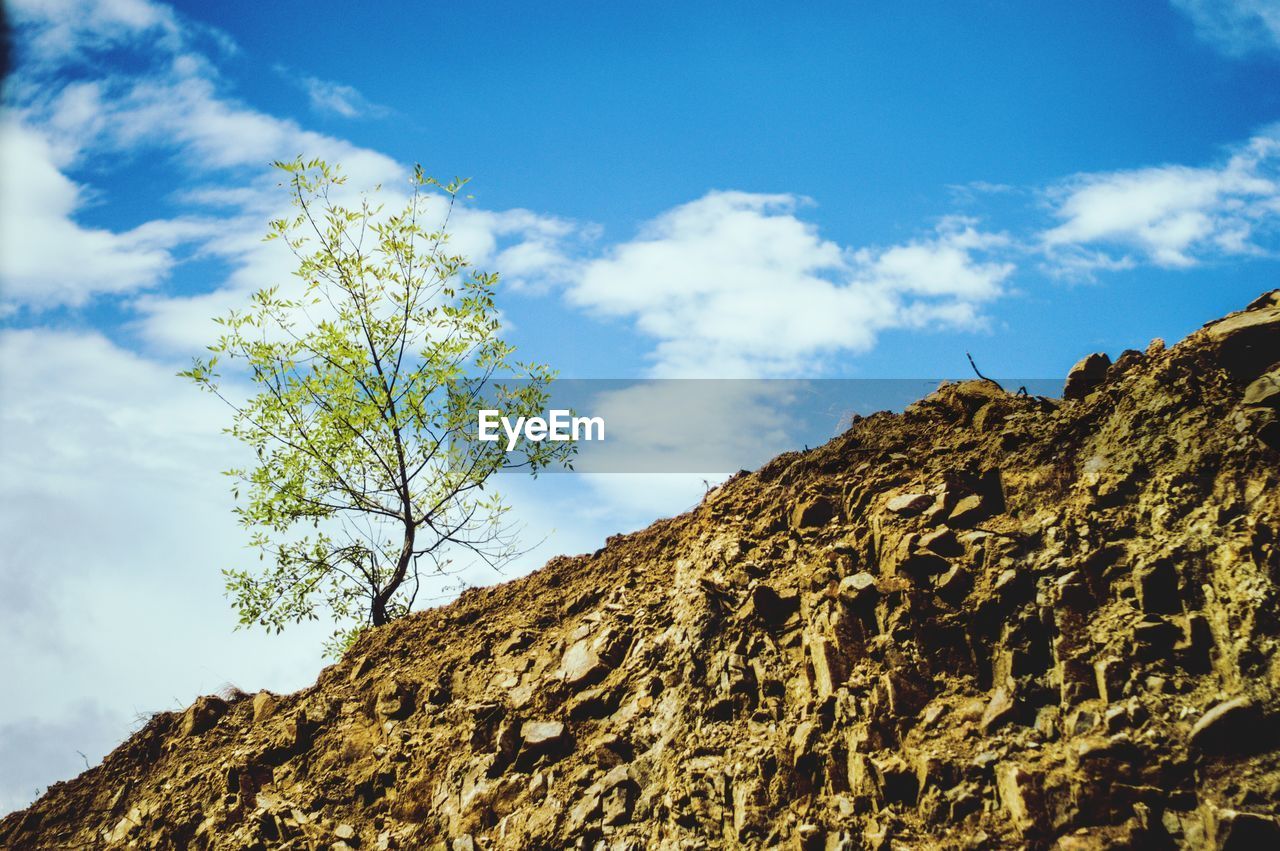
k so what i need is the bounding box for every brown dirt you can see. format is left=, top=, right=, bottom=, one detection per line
left=5, top=293, right=1280, bottom=850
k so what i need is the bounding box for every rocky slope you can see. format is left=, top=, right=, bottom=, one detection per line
left=5, top=293, right=1280, bottom=851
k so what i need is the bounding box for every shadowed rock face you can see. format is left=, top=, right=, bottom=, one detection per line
left=5, top=293, right=1280, bottom=851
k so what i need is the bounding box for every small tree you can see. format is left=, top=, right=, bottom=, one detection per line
left=183, top=158, right=570, bottom=653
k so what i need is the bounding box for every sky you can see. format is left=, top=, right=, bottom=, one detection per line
left=3, top=0, right=1280, bottom=814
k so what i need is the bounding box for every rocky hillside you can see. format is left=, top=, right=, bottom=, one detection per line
left=5, top=293, right=1280, bottom=851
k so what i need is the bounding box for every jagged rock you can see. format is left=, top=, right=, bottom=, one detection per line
left=1109, top=348, right=1145, bottom=379
left=251, top=690, right=278, bottom=724
left=375, top=679, right=415, bottom=720
left=519, top=720, right=572, bottom=764
left=7, top=292, right=1280, bottom=851
left=1094, top=657, right=1125, bottom=704
left=1243, top=368, right=1280, bottom=408
left=1064, top=352, right=1112, bottom=400
left=792, top=496, right=836, bottom=529
left=995, top=763, right=1043, bottom=834
left=1207, top=808, right=1280, bottom=849
left=981, top=686, right=1019, bottom=732
left=947, top=494, right=987, bottom=528
left=891, top=544, right=951, bottom=582
left=179, top=695, right=228, bottom=737
left=1134, top=558, right=1180, bottom=614
left=804, top=633, right=846, bottom=699
left=837, top=572, right=877, bottom=606
left=1189, top=697, right=1264, bottom=755
left=1067, top=709, right=1099, bottom=737
left=1202, top=293, right=1280, bottom=379
left=559, top=638, right=609, bottom=689
left=918, top=527, right=962, bottom=557
left=749, top=583, right=799, bottom=628
left=600, top=765, right=639, bottom=825
left=886, top=493, right=931, bottom=515
left=933, top=563, right=972, bottom=603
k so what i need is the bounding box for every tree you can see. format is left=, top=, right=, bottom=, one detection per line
left=182, top=158, right=571, bottom=653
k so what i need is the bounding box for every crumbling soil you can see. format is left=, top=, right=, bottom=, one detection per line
left=4, top=292, right=1280, bottom=850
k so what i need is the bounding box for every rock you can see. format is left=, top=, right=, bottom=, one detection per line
left=179, top=695, right=228, bottom=737
left=1103, top=704, right=1129, bottom=733
left=870, top=754, right=918, bottom=805
left=995, top=763, right=1043, bottom=835
left=348, top=654, right=374, bottom=681
left=933, top=564, right=972, bottom=603
left=601, top=765, right=639, bottom=825
left=251, top=691, right=278, bottom=724
left=1133, top=615, right=1181, bottom=658
left=804, top=633, right=846, bottom=699
left=1063, top=352, right=1112, bottom=401
left=750, top=584, right=799, bottom=628
left=104, top=809, right=142, bottom=844
left=1134, top=559, right=1180, bottom=615
left=837, top=572, right=878, bottom=606
left=1053, top=832, right=1113, bottom=850
left=972, top=401, right=1007, bottom=433
left=981, top=686, right=1019, bottom=732
left=565, top=784, right=602, bottom=834
left=1208, top=808, right=1280, bottom=850
left=1203, top=299, right=1280, bottom=379
left=1067, top=709, right=1098, bottom=737
left=492, top=716, right=522, bottom=765
left=375, top=679, right=416, bottom=720
left=1094, top=657, right=1124, bottom=704
left=918, top=527, right=962, bottom=557
left=519, top=720, right=572, bottom=763
left=947, top=494, right=986, bottom=528
left=558, top=639, right=609, bottom=689
left=1109, top=348, right=1145, bottom=379
left=14, top=290, right=1280, bottom=851
left=792, top=496, right=837, bottom=529
left=890, top=547, right=952, bottom=580
left=1189, top=697, right=1265, bottom=755
left=1243, top=368, right=1280, bottom=408
left=1256, top=411, right=1280, bottom=450
left=886, top=493, right=932, bottom=515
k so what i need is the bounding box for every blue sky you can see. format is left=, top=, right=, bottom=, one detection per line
left=3, top=0, right=1280, bottom=814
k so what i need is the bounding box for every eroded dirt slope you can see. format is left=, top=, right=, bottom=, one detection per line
left=4, top=293, right=1280, bottom=850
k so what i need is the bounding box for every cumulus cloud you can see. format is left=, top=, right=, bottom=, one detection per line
left=0, top=329, right=339, bottom=813
left=2, top=0, right=580, bottom=331
left=8, top=0, right=182, bottom=68
left=1172, top=0, right=1280, bottom=55
left=567, top=193, right=1013, bottom=377
left=1041, top=130, right=1280, bottom=275
left=0, top=119, right=202, bottom=309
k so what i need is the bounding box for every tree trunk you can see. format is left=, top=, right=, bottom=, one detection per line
left=371, top=526, right=414, bottom=626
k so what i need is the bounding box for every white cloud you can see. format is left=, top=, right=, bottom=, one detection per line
left=299, top=74, right=388, bottom=120
left=1041, top=130, right=1280, bottom=274
left=3, top=1, right=577, bottom=328
left=567, top=193, right=1013, bottom=377
left=1173, top=0, right=1280, bottom=55
left=9, top=0, right=182, bottom=68
left=0, top=329, right=340, bottom=814
left=0, top=119, right=199, bottom=309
